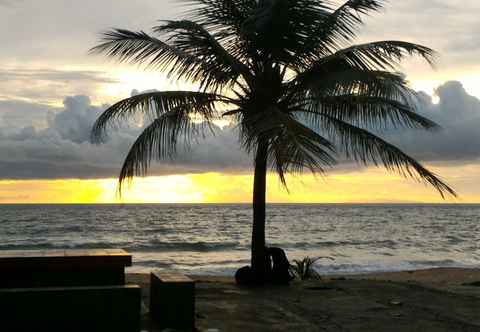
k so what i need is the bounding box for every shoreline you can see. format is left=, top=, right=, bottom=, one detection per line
left=127, top=267, right=480, bottom=290
left=2, top=203, right=480, bottom=206
left=126, top=262, right=480, bottom=276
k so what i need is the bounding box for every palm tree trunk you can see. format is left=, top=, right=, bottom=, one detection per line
left=251, top=141, right=268, bottom=282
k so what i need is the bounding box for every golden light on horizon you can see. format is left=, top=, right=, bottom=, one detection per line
left=1, top=163, right=479, bottom=204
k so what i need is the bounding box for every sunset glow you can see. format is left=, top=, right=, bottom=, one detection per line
left=2, top=164, right=479, bottom=204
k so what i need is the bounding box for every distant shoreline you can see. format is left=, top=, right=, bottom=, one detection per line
left=129, top=267, right=480, bottom=289
left=1, top=203, right=480, bottom=206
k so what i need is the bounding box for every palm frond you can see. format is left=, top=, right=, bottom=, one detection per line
left=153, top=20, right=252, bottom=87
left=240, top=109, right=336, bottom=186
left=318, top=41, right=436, bottom=71
left=188, top=0, right=256, bottom=34
left=304, top=94, right=439, bottom=131
left=308, top=0, right=384, bottom=56
left=90, top=29, right=234, bottom=91
left=175, top=0, right=257, bottom=67
left=118, top=107, right=212, bottom=191
left=213, top=0, right=385, bottom=69
left=290, top=68, right=419, bottom=111
left=318, top=115, right=457, bottom=198
left=268, top=114, right=337, bottom=186
left=293, top=66, right=412, bottom=98
left=240, top=0, right=333, bottom=65
left=91, top=91, right=224, bottom=143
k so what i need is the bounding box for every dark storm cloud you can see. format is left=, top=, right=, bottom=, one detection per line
left=0, top=81, right=479, bottom=180
left=387, top=81, right=480, bottom=162
left=0, top=94, right=249, bottom=180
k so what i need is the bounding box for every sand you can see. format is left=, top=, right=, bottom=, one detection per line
left=127, top=268, right=480, bottom=331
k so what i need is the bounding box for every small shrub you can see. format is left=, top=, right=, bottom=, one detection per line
left=289, top=256, right=334, bottom=281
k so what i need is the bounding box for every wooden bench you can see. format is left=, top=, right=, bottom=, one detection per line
left=150, top=272, right=195, bottom=330
left=0, top=249, right=132, bottom=288
left=0, top=249, right=140, bottom=331
left=0, top=284, right=141, bottom=332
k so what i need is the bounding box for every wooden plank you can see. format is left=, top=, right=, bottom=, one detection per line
left=0, top=249, right=131, bottom=259
left=0, top=250, right=46, bottom=258
left=0, top=249, right=132, bottom=269
left=154, top=273, right=194, bottom=283
left=0, top=249, right=131, bottom=262
left=0, top=249, right=132, bottom=288
left=42, top=250, right=66, bottom=257
left=64, top=249, right=92, bottom=257
left=105, top=249, right=129, bottom=256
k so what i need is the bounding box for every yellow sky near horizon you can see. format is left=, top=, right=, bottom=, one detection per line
left=1, top=164, right=479, bottom=204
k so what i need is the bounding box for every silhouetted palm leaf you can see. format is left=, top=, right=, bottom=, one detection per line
left=117, top=108, right=213, bottom=191
left=91, top=91, right=226, bottom=143
left=317, top=115, right=455, bottom=198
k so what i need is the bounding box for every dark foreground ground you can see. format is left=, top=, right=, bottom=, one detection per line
left=127, top=268, right=480, bottom=332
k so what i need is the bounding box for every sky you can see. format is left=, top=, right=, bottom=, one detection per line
left=0, top=0, right=479, bottom=203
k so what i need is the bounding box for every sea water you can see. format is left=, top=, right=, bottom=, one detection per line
left=0, top=204, right=478, bottom=275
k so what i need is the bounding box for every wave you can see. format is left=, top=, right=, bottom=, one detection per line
left=0, top=240, right=244, bottom=252
left=271, top=239, right=399, bottom=249
left=127, top=240, right=244, bottom=252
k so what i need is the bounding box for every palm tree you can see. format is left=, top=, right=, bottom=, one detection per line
left=91, top=0, right=456, bottom=283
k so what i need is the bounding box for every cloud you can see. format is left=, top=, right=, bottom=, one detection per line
left=0, top=68, right=119, bottom=105
left=0, top=99, right=56, bottom=129
left=0, top=68, right=117, bottom=84
left=0, top=0, right=178, bottom=64
left=357, top=0, right=480, bottom=78
left=48, top=96, right=103, bottom=144
left=2, top=1, right=479, bottom=74
left=0, top=81, right=479, bottom=180
left=0, top=0, right=19, bottom=7
left=386, top=81, right=480, bottom=162
left=0, top=94, right=249, bottom=180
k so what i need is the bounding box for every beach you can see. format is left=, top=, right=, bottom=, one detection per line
left=128, top=267, right=480, bottom=331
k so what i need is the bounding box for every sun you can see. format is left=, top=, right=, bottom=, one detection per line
left=97, top=176, right=205, bottom=204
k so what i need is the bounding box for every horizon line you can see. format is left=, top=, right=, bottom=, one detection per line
left=1, top=202, right=479, bottom=206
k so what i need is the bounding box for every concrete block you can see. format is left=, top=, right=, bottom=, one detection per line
left=150, top=272, right=195, bottom=330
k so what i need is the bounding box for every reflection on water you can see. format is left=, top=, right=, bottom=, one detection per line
left=0, top=204, right=479, bottom=275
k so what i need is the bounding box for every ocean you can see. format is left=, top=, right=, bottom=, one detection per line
left=0, top=204, right=478, bottom=275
